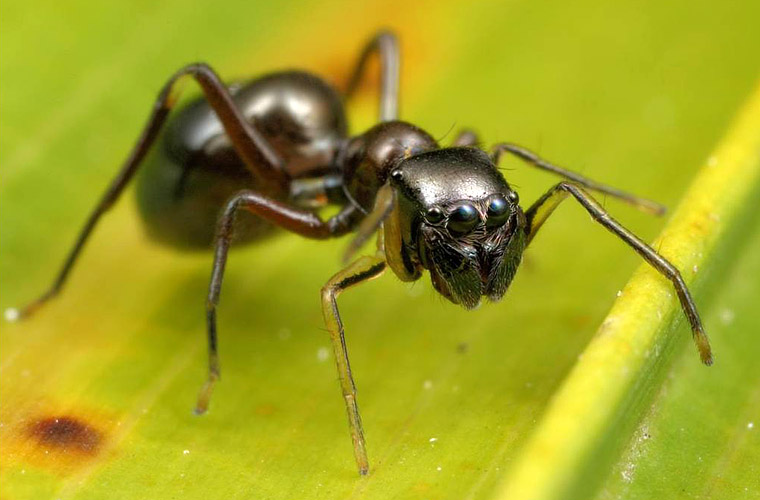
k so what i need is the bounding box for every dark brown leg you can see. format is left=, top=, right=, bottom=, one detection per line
left=344, top=30, right=400, bottom=122
left=525, top=181, right=712, bottom=365
left=492, top=143, right=667, bottom=216
left=7, top=63, right=287, bottom=322
left=452, top=129, right=480, bottom=147
left=321, top=255, right=387, bottom=475
left=194, top=190, right=361, bottom=415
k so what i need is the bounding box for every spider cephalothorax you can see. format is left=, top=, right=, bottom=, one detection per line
left=387, top=147, right=526, bottom=308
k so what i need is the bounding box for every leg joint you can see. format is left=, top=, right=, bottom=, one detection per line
left=321, top=284, right=337, bottom=304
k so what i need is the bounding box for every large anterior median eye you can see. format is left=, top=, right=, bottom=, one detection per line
left=486, top=195, right=510, bottom=228
left=447, top=204, right=479, bottom=235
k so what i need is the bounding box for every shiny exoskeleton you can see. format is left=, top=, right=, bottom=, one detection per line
left=8, top=31, right=713, bottom=475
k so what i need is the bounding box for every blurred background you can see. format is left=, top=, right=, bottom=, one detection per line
left=1, top=0, right=759, bottom=499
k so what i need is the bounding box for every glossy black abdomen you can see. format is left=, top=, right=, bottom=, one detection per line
left=136, top=71, right=348, bottom=249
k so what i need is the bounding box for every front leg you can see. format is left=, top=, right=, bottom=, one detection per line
left=525, top=181, right=712, bottom=365
left=321, top=255, right=387, bottom=475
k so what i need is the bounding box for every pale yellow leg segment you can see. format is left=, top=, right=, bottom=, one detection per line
left=321, top=254, right=386, bottom=475
left=342, top=183, right=395, bottom=264
left=193, top=351, right=219, bottom=415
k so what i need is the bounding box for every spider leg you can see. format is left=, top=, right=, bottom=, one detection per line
left=492, top=142, right=667, bottom=216
left=194, top=190, right=361, bottom=415
left=342, top=183, right=395, bottom=264
left=452, top=129, right=479, bottom=147
left=9, top=63, right=287, bottom=321
left=344, top=30, right=400, bottom=122
left=321, top=254, right=387, bottom=475
left=525, top=181, right=712, bottom=365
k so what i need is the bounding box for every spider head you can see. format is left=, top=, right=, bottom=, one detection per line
left=388, top=147, right=527, bottom=309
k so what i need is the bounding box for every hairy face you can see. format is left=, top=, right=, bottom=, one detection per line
left=418, top=196, right=525, bottom=309
left=389, top=147, right=528, bottom=309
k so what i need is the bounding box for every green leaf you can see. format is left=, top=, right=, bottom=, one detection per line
left=494, top=84, right=760, bottom=500
left=1, top=1, right=759, bottom=499
left=597, top=203, right=760, bottom=499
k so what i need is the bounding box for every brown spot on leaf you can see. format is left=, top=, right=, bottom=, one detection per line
left=571, top=313, right=593, bottom=329
left=3, top=407, right=115, bottom=475
left=254, top=404, right=277, bottom=416
left=26, top=416, right=102, bottom=456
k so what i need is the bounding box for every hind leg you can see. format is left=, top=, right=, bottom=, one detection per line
left=344, top=30, right=400, bottom=122
left=7, top=63, right=286, bottom=321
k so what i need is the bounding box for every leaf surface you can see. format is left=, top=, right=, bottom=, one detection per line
left=1, top=1, right=759, bottom=499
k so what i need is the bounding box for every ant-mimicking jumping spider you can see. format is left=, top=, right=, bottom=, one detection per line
left=7, top=31, right=712, bottom=475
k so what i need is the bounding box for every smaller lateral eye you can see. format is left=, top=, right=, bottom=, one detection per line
left=447, top=204, right=479, bottom=235
left=486, top=196, right=511, bottom=227
left=425, top=207, right=444, bottom=224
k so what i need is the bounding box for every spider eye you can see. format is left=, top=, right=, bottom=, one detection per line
left=447, top=204, right=479, bottom=235
left=507, top=190, right=519, bottom=204
left=425, top=207, right=444, bottom=224
left=486, top=196, right=510, bottom=227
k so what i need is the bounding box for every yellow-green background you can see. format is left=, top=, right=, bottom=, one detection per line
left=1, top=1, right=758, bottom=499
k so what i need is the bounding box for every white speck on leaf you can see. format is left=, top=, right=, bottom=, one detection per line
left=423, top=380, right=433, bottom=390
left=719, top=308, right=735, bottom=325
left=748, top=422, right=754, bottom=430
left=4, top=308, right=19, bottom=322
left=316, top=347, right=330, bottom=362
left=621, top=463, right=634, bottom=483
left=183, top=449, right=190, bottom=455
left=429, top=437, right=438, bottom=443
